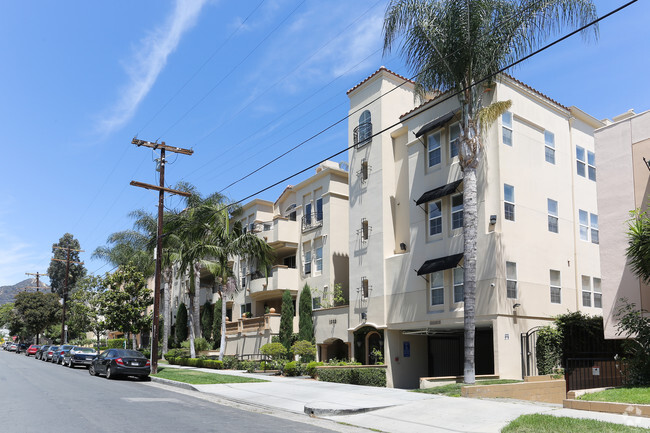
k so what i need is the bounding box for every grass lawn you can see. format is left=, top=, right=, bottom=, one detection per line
left=578, top=387, right=650, bottom=405
left=413, top=379, right=522, bottom=397
left=152, top=367, right=268, bottom=385
left=502, top=414, right=649, bottom=432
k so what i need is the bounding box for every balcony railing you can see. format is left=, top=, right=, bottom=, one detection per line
left=225, top=314, right=281, bottom=336
left=249, top=265, right=299, bottom=299
left=353, top=122, right=372, bottom=148
left=301, top=212, right=323, bottom=232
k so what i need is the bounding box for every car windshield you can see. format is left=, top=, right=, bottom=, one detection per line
left=116, top=350, right=146, bottom=358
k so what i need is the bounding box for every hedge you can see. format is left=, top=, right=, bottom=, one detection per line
left=107, top=338, right=127, bottom=349
left=317, top=366, right=386, bottom=387
left=165, top=357, right=223, bottom=370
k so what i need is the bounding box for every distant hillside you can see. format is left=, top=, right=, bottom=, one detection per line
left=0, top=279, right=51, bottom=305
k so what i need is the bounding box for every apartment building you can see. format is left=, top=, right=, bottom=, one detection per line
left=346, top=67, right=605, bottom=388
left=595, top=109, right=650, bottom=339
left=225, top=161, right=350, bottom=357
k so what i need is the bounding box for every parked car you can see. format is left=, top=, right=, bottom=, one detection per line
left=25, top=345, right=40, bottom=356
left=15, top=343, right=28, bottom=354
left=8, top=343, right=17, bottom=352
left=2, top=342, right=11, bottom=350
left=53, top=345, right=74, bottom=364
left=45, top=346, right=59, bottom=362
left=89, top=349, right=150, bottom=380
left=63, top=347, right=98, bottom=368
left=35, top=345, right=50, bottom=360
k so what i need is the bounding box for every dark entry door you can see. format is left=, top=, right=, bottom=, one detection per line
left=428, top=329, right=494, bottom=377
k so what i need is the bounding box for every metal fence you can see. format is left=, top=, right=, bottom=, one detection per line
left=565, top=358, right=623, bottom=392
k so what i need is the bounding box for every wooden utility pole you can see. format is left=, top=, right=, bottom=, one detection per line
left=25, top=272, right=48, bottom=291
left=51, top=246, right=84, bottom=344
left=131, top=138, right=192, bottom=374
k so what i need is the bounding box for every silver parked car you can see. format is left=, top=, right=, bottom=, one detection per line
left=63, top=346, right=98, bottom=368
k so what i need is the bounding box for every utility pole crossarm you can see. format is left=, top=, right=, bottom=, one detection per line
left=129, top=181, right=192, bottom=197
left=131, top=138, right=194, bottom=155
left=51, top=258, right=84, bottom=265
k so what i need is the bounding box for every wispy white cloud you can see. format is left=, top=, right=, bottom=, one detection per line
left=0, top=232, right=50, bottom=287
left=96, top=0, right=209, bottom=135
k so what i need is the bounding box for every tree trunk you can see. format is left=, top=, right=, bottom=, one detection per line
left=162, top=267, right=172, bottom=355
left=186, top=278, right=196, bottom=359
left=463, top=167, right=478, bottom=384
left=193, top=262, right=202, bottom=339
left=219, top=288, right=227, bottom=361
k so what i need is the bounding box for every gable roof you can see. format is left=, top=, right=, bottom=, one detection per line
left=347, top=66, right=415, bottom=95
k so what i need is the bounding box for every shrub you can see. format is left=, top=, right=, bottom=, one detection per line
left=279, top=290, right=294, bottom=353
left=221, top=356, right=240, bottom=370
left=616, top=300, right=650, bottom=386
left=283, top=361, right=300, bottom=376
left=317, top=367, right=386, bottom=387
left=165, top=348, right=189, bottom=359
left=239, top=360, right=255, bottom=373
left=291, top=340, right=316, bottom=362
left=107, top=338, right=127, bottom=349
left=536, top=326, right=562, bottom=375
left=260, top=342, right=288, bottom=360
left=203, top=359, right=223, bottom=369
left=193, top=337, right=211, bottom=352
left=305, top=361, right=324, bottom=378
left=298, top=284, right=314, bottom=343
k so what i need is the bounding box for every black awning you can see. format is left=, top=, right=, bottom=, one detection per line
left=415, top=179, right=462, bottom=206
left=417, top=253, right=464, bottom=276
left=415, top=109, right=459, bottom=138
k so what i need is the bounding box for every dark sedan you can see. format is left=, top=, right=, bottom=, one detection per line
left=89, top=349, right=150, bottom=380
left=53, top=345, right=74, bottom=364
left=45, top=346, right=59, bottom=362
left=63, top=346, right=97, bottom=368
left=35, top=345, right=50, bottom=360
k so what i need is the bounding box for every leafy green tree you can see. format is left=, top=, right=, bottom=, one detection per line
left=0, top=303, right=15, bottom=328
left=615, top=300, right=650, bottom=386
left=291, top=340, right=316, bottom=362
left=100, top=266, right=152, bottom=349
left=201, top=301, right=214, bottom=342
left=13, top=291, right=61, bottom=344
left=298, top=284, right=314, bottom=343
left=260, top=342, right=287, bottom=360
left=212, top=298, right=222, bottom=348
left=279, top=290, right=294, bottom=353
left=176, top=302, right=188, bottom=344
left=626, top=208, right=650, bottom=283
left=47, top=233, right=86, bottom=297
left=383, top=0, right=597, bottom=383
left=68, top=275, right=108, bottom=350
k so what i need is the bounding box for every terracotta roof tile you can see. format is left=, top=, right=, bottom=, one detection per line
left=346, top=66, right=415, bottom=95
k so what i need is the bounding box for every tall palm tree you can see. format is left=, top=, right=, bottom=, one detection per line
left=383, top=0, right=597, bottom=383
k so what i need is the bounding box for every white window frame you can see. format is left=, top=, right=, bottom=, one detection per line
left=453, top=267, right=464, bottom=304
left=304, top=250, right=312, bottom=275
left=582, top=275, right=592, bottom=307
left=504, top=184, right=515, bottom=222
left=315, top=196, right=323, bottom=222
left=502, top=111, right=513, bottom=146
left=428, top=131, right=442, bottom=168
left=576, top=146, right=586, bottom=177
left=548, top=199, right=559, bottom=233
left=428, top=200, right=443, bottom=236
left=544, top=130, right=555, bottom=164
left=590, top=213, right=599, bottom=244
left=593, top=277, right=602, bottom=308
left=550, top=270, right=561, bottom=304
left=430, top=271, right=444, bottom=306
left=579, top=210, right=589, bottom=241
left=451, top=194, right=463, bottom=230
left=315, top=246, right=323, bottom=274
left=587, top=150, right=596, bottom=181
left=449, top=122, right=460, bottom=159
left=506, top=261, right=517, bottom=299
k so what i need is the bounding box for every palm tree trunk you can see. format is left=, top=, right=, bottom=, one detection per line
left=186, top=279, right=196, bottom=358
left=193, top=262, right=202, bottom=339
left=463, top=166, right=478, bottom=384
left=162, top=267, right=172, bottom=355
left=219, top=289, right=227, bottom=361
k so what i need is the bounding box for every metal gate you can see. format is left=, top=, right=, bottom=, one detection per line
left=565, top=357, right=623, bottom=391
left=520, top=326, right=541, bottom=378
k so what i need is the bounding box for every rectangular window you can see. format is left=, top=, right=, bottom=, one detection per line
left=240, top=303, right=251, bottom=316
left=316, top=197, right=323, bottom=222
left=506, top=261, right=517, bottom=299
left=590, top=213, right=599, bottom=244
left=429, top=201, right=442, bottom=236
left=582, top=275, right=591, bottom=307
left=362, top=278, right=369, bottom=298
left=587, top=151, right=596, bottom=181
left=428, top=132, right=441, bottom=167
left=504, top=184, right=515, bottom=221
left=361, top=160, right=369, bottom=181
left=312, top=297, right=321, bottom=310
left=283, top=255, right=296, bottom=269
left=593, top=278, right=602, bottom=308
left=449, top=123, right=460, bottom=158
left=430, top=271, right=444, bottom=306
left=315, top=246, right=323, bottom=273
left=579, top=210, right=589, bottom=241
left=362, top=219, right=369, bottom=241
left=548, top=199, right=559, bottom=233
left=305, top=202, right=312, bottom=226
left=550, top=270, right=561, bottom=304
left=544, top=131, right=555, bottom=164
left=451, top=194, right=463, bottom=230
left=242, top=265, right=247, bottom=289
left=502, top=111, right=513, bottom=146
left=576, top=146, right=586, bottom=177
left=453, top=267, right=464, bottom=303
left=304, top=250, right=311, bottom=275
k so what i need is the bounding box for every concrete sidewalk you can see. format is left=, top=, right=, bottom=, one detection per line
left=152, top=365, right=650, bottom=432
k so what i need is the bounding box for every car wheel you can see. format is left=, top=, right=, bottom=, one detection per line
left=89, top=365, right=98, bottom=376
left=68, top=360, right=74, bottom=368
left=106, top=365, right=113, bottom=379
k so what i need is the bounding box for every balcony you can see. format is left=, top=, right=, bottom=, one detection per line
left=225, top=313, right=281, bottom=336
left=248, top=265, right=299, bottom=301
left=301, top=212, right=323, bottom=232
left=353, top=121, right=372, bottom=148
left=266, top=217, right=299, bottom=247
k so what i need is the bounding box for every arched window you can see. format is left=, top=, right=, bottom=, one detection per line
left=285, top=203, right=297, bottom=221
left=354, top=110, right=372, bottom=147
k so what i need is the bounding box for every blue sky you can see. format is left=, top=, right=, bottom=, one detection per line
left=0, top=0, right=647, bottom=286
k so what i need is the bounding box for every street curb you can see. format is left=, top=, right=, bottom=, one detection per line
left=304, top=403, right=393, bottom=417
left=150, top=376, right=198, bottom=391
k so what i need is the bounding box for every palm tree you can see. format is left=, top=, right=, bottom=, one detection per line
left=627, top=209, right=650, bottom=283
left=383, top=0, right=597, bottom=383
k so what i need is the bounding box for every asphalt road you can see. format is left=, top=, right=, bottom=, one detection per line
left=0, top=350, right=341, bottom=433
